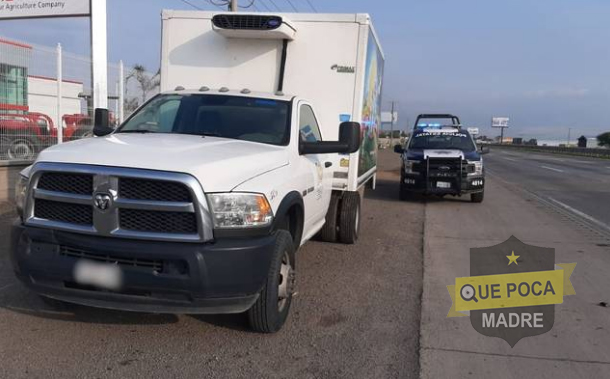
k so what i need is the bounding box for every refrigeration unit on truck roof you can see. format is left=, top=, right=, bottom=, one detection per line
left=161, top=11, right=385, bottom=191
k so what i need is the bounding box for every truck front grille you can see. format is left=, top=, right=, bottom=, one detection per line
left=38, top=173, right=93, bottom=195
left=34, top=199, right=93, bottom=225
left=422, top=158, right=469, bottom=178
left=120, top=209, right=197, bottom=234
left=119, top=178, right=192, bottom=202
left=26, top=164, right=211, bottom=242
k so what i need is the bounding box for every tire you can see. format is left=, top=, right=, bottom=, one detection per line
left=338, top=191, right=361, bottom=244
left=248, top=230, right=295, bottom=333
left=399, top=181, right=412, bottom=201
left=471, top=191, right=484, bottom=203
left=319, top=194, right=340, bottom=242
left=7, top=137, right=37, bottom=160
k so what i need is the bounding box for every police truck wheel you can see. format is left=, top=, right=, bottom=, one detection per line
left=399, top=181, right=411, bottom=201
left=247, top=230, right=295, bottom=333
left=471, top=191, right=484, bottom=203
left=319, top=194, right=340, bottom=242
left=338, top=192, right=361, bottom=244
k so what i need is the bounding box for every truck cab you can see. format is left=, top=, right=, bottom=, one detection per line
left=394, top=114, right=487, bottom=203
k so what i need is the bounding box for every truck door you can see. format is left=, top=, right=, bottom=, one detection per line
left=298, top=103, right=332, bottom=230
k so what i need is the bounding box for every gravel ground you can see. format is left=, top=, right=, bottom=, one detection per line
left=0, top=150, right=425, bottom=379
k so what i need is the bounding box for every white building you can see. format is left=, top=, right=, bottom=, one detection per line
left=0, top=38, right=85, bottom=126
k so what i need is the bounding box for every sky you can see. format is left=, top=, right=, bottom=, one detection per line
left=1, top=0, right=609, bottom=140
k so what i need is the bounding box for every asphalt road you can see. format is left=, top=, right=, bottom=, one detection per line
left=485, top=147, right=610, bottom=232
left=421, top=148, right=610, bottom=378
left=0, top=151, right=424, bottom=379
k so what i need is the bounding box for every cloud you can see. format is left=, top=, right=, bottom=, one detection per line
left=525, top=88, right=590, bottom=99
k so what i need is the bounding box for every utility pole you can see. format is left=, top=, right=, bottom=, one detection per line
left=567, top=128, right=572, bottom=147
left=390, top=101, right=396, bottom=148
left=229, top=0, right=238, bottom=11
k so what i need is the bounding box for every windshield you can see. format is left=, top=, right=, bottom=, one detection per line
left=118, top=94, right=291, bottom=146
left=409, top=132, right=476, bottom=151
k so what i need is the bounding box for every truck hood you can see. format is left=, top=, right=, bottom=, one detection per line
left=36, top=134, right=289, bottom=192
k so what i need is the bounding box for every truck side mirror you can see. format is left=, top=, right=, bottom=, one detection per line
left=300, top=122, right=361, bottom=155
left=394, top=144, right=404, bottom=154
left=338, top=122, right=361, bottom=154
left=93, top=108, right=114, bottom=137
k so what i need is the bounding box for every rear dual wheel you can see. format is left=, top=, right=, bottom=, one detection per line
left=338, top=192, right=361, bottom=244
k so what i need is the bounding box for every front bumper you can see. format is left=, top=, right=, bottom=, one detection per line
left=402, top=174, right=485, bottom=195
left=11, top=222, right=277, bottom=314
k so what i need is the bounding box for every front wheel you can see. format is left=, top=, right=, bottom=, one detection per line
left=247, top=230, right=295, bottom=333
left=471, top=191, right=484, bottom=203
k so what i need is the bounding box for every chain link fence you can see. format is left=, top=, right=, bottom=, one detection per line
left=0, top=36, right=159, bottom=162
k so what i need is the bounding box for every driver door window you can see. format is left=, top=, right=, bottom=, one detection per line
left=299, top=105, right=322, bottom=142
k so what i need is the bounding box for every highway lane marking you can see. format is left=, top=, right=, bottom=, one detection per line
left=504, top=158, right=518, bottom=162
left=540, top=166, right=564, bottom=173
left=547, top=197, right=610, bottom=233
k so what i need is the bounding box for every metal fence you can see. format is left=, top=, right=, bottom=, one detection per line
left=0, top=36, right=159, bottom=162
left=491, top=143, right=610, bottom=159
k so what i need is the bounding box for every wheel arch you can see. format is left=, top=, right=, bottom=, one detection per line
left=272, top=191, right=305, bottom=248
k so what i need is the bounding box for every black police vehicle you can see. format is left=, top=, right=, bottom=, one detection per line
left=394, top=114, right=488, bottom=203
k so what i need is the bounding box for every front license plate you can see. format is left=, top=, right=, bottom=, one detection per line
left=437, top=181, right=451, bottom=189
left=74, top=260, right=122, bottom=290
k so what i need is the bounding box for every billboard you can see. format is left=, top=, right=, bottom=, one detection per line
left=492, top=117, right=510, bottom=128
left=381, top=112, right=398, bottom=124
left=0, top=0, right=90, bottom=20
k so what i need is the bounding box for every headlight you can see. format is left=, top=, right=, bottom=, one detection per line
left=468, top=160, right=483, bottom=176
left=15, top=175, right=28, bottom=220
left=404, top=160, right=419, bottom=175
left=207, top=193, right=273, bottom=229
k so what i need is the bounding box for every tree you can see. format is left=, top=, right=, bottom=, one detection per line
left=125, top=64, right=160, bottom=104
left=597, top=132, right=610, bottom=147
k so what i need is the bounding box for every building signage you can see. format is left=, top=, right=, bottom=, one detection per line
left=0, top=0, right=91, bottom=20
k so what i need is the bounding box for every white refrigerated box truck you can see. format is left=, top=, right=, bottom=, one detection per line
left=11, top=11, right=384, bottom=333
left=161, top=11, right=385, bottom=194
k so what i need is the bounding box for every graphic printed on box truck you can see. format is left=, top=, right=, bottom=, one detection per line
left=359, top=31, right=384, bottom=177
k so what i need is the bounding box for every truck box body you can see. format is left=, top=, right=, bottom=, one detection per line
left=161, top=11, right=385, bottom=191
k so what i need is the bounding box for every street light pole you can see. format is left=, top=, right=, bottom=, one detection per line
left=390, top=101, right=395, bottom=148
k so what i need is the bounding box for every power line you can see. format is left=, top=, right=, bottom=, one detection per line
left=239, top=0, right=256, bottom=8
left=258, top=0, right=273, bottom=11
left=284, top=0, right=298, bottom=12
left=305, top=0, right=317, bottom=12
left=267, top=0, right=282, bottom=11
left=207, top=0, right=230, bottom=9
left=179, top=0, right=203, bottom=10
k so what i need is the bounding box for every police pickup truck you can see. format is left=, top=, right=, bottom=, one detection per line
left=394, top=114, right=488, bottom=203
